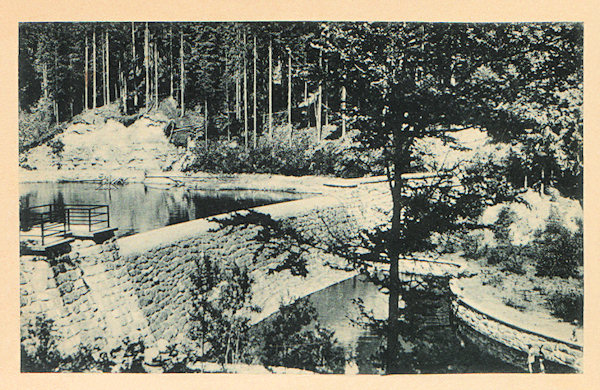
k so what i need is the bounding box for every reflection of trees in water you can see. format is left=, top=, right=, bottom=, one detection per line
left=21, top=183, right=303, bottom=237
left=164, top=189, right=190, bottom=226
left=19, top=191, right=66, bottom=230
left=19, top=193, right=35, bottom=230
left=344, top=276, right=523, bottom=374
left=51, top=192, right=66, bottom=222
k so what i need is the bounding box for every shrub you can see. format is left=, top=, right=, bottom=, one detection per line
left=546, top=290, right=583, bottom=324
left=180, top=131, right=383, bottom=178
left=499, top=256, right=526, bottom=275
left=500, top=260, right=526, bottom=275
left=493, top=206, right=516, bottom=243
left=19, top=98, right=57, bottom=153
left=21, top=315, right=62, bottom=372
left=461, top=232, right=484, bottom=259
left=48, top=138, right=64, bottom=156
left=476, top=242, right=526, bottom=275
left=252, top=299, right=346, bottom=373
left=481, top=273, right=504, bottom=287
left=502, top=297, right=527, bottom=312
left=486, top=244, right=515, bottom=265
left=533, top=221, right=582, bottom=278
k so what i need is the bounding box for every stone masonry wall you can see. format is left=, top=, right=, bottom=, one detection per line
left=20, top=244, right=155, bottom=356
left=451, top=294, right=583, bottom=372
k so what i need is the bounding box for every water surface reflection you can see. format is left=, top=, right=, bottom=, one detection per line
left=20, top=182, right=306, bottom=237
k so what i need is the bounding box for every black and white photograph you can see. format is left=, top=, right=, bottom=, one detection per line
left=15, top=20, right=584, bottom=376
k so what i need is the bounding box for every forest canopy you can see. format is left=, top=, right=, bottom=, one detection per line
left=18, top=22, right=583, bottom=199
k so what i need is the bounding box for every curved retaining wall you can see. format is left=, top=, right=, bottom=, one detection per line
left=449, top=281, right=583, bottom=372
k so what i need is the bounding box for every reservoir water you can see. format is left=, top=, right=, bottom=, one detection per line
left=305, top=275, right=522, bottom=374
left=19, top=182, right=306, bottom=237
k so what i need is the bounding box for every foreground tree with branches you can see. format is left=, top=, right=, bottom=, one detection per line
left=314, top=22, right=582, bottom=373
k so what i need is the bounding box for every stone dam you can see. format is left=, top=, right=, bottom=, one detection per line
left=19, top=179, right=582, bottom=372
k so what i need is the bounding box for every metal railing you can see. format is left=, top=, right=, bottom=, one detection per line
left=20, top=204, right=68, bottom=246
left=64, top=204, right=110, bottom=232
left=20, top=203, right=111, bottom=245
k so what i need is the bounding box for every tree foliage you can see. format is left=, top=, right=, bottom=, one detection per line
left=210, top=210, right=315, bottom=276
left=252, top=299, right=346, bottom=373
left=19, top=22, right=583, bottom=374
left=19, top=22, right=582, bottom=200
left=188, top=254, right=257, bottom=365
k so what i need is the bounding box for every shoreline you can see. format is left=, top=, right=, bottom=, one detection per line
left=18, top=168, right=388, bottom=195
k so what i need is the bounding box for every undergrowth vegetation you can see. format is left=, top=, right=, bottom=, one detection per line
left=456, top=198, right=583, bottom=325
left=178, top=129, right=384, bottom=178
left=546, top=290, right=583, bottom=325
left=461, top=204, right=582, bottom=280
left=18, top=98, right=62, bottom=153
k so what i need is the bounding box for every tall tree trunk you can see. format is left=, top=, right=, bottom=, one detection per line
left=42, top=62, right=48, bottom=100
left=316, top=84, right=322, bottom=140
left=252, top=35, right=257, bottom=149
left=235, top=30, right=240, bottom=120
left=540, top=166, right=545, bottom=196
left=106, top=30, right=110, bottom=104
left=180, top=30, right=184, bottom=117
left=102, top=37, right=106, bottom=106
left=304, top=53, right=308, bottom=127
left=225, top=50, right=230, bottom=141
left=84, top=35, right=88, bottom=110
left=69, top=55, right=74, bottom=119
left=235, top=60, right=240, bottom=120
left=341, top=85, right=346, bottom=138
left=54, top=49, right=58, bottom=121
left=154, top=42, right=158, bottom=105
left=205, top=99, right=208, bottom=147
left=123, top=66, right=128, bottom=113
left=268, top=39, right=272, bottom=139
left=120, top=60, right=127, bottom=113
left=132, top=22, right=138, bottom=108
left=243, top=32, right=248, bottom=151
left=385, top=127, right=412, bottom=375
left=324, top=59, right=329, bottom=126
left=316, top=49, right=322, bottom=141
left=235, top=67, right=239, bottom=120
left=149, top=39, right=152, bottom=106
left=287, top=49, right=292, bottom=146
left=144, top=22, right=149, bottom=110
left=114, top=69, right=118, bottom=101
left=92, top=29, right=97, bottom=108
left=225, top=335, right=230, bottom=365
left=169, top=26, right=174, bottom=97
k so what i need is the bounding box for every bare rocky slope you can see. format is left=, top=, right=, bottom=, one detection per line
left=20, top=101, right=180, bottom=179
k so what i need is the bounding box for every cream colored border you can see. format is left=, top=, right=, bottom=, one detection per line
left=1, top=1, right=598, bottom=388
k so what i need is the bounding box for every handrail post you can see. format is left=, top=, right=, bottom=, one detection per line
left=40, top=215, right=45, bottom=246
left=106, top=205, right=110, bottom=228
left=64, top=209, right=68, bottom=236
